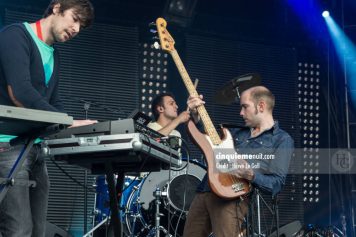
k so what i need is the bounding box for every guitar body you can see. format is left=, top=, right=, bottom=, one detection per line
left=187, top=120, right=251, bottom=199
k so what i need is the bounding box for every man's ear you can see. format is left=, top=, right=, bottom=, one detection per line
left=52, top=3, right=61, bottom=14
left=158, top=106, right=164, bottom=112
left=258, top=100, right=265, bottom=112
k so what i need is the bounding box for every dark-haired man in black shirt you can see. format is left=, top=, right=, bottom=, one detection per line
left=0, top=1, right=96, bottom=236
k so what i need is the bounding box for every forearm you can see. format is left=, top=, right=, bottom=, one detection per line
left=252, top=172, right=285, bottom=196
left=191, top=110, right=200, bottom=124
left=9, top=83, right=59, bottom=111
left=157, top=118, right=181, bottom=136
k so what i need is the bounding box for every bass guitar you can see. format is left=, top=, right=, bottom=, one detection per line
left=155, top=18, right=251, bottom=199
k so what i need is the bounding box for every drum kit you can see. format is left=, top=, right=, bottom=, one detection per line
left=91, top=160, right=206, bottom=237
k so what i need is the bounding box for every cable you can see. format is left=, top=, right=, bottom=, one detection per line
left=166, top=136, right=192, bottom=237
left=149, top=135, right=188, bottom=236
left=168, top=141, right=173, bottom=236
left=174, top=163, right=190, bottom=237
left=123, top=134, right=191, bottom=237
left=177, top=137, right=190, bottom=237
left=49, top=157, right=96, bottom=192
left=49, top=156, right=97, bottom=235
left=119, top=133, right=153, bottom=195
left=169, top=137, right=191, bottom=171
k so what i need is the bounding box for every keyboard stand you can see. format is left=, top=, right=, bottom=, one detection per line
left=0, top=136, right=37, bottom=203
left=105, top=162, right=124, bottom=237
left=0, top=105, right=73, bottom=204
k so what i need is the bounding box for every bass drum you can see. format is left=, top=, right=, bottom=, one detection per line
left=122, top=160, right=206, bottom=237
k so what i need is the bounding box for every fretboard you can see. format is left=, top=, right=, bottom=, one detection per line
left=171, top=50, right=221, bottom=145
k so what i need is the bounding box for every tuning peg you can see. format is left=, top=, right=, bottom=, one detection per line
left=151, top=36, right=159, bottom=40
left=153, top=42, right=160, bottom=50
left=148, top=22, right=156, bottom=27
left=149, top=29, right=157, bottom=34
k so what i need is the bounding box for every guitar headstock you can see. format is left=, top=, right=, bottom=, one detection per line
left=155, top=18, right=175, bottom=53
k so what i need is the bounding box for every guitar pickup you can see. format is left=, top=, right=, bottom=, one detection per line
left=232, top=183, right=245, bottom=193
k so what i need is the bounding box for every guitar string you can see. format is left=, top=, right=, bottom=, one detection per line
left=169, top=41, right=246, bottom=195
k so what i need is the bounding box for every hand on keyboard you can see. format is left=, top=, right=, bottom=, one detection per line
left=70, top=119, right=98, bottom=128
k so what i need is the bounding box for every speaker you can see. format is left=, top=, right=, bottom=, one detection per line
left=45, top=222, right=72, bottom=237
left=267, top=220, right=302, bottom=237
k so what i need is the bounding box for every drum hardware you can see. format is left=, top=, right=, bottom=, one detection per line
left=127, top=194, right=150, bottom=237
left=154, top=187, right=162, bottom=237
left=85, top=178, right=111, bottom=237
left=83, top=217, right=110, bottom=237
left=122, top=161, right=205, bottom=237
left=127, top=199, right=151, bottom=237
left=153, top=187, right=172, bottom=237
left=89, top=161, right=206, bottom=237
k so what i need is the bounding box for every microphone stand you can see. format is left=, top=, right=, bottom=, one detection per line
left=83, top=101, right=90, bottom=235
left=254, top=188, right=279, bottom=237
left=77, top=98, right=127, bottom=236
left=64, top=96, right=131, bottom=235
left=72, top=96, right=127, bottom=120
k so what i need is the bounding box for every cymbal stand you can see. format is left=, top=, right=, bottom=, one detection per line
left=154, top=187, right=162, bottom=237
left=152, top=187, right=173, bottom=237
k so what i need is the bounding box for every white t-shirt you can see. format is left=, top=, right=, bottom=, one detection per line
left=147, top=121, right=182, bottom=149
left=147, top=121, right=181, bottom=138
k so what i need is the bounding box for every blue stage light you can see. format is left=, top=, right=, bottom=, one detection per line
left=324, top=12, right=356, bottom=106
left=322, top=11, right=329, bottom=18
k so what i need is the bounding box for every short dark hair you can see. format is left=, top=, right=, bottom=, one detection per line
left=151, top=92, right=175, bottom=120
left=43, top=0, right=94, bottom=29
left=250, top=86, right=275, bottom=111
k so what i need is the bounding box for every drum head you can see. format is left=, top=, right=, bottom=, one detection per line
left=168, top=174, right=201, bottom=212
left=140, top=160, right=206, bottom=212
left=123, top=160, right=206, bottom=237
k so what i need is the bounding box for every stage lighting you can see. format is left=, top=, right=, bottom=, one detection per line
left=163, top=0, right=198, bottom=27
left=298, top=61, right=321, bottom=203
left=322, top=11, right=329, bottom=18
left=139, top=41, right=169, bottom=116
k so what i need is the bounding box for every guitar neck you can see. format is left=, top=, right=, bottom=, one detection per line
left=170, top=50, right=221, bottom=145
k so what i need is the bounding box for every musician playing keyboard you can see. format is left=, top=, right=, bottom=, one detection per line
left=0, top=1, right=96, bottom=236
left=183, top=86, right=294, bottom=237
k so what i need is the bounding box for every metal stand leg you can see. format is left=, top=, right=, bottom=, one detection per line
left=84, top=169, right=88, bottom=235
left=151, top=188, right=172, bottom=237
left=0, top=137, right=36, bottom=204
left=83, top=217, right=109, bottom=237
left=273, top=196, right=280, bottom=237
left=254, top=189, right=280, bottom=237
left=105, top=163, right=123, bottom=237
left=257, top=193, right=262, bottom=237
left=246, top=189, right=281, bottom=237
left=154, top=187, right=162, bottom=237
left=246, top=190, right=255, bottom=237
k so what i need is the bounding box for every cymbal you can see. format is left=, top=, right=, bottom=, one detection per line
left=213, top=73, right=261, bottom=105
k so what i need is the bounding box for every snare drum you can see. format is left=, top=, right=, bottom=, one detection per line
left=122, top=160, right=206, bottom=237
